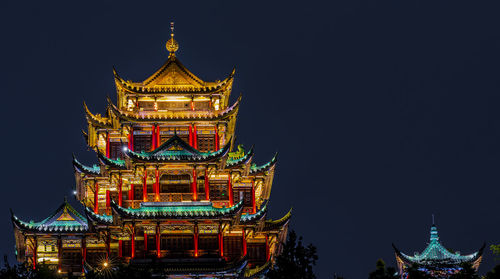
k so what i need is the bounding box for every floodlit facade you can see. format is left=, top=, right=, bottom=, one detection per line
left=11, top=25, right=290, bottom=278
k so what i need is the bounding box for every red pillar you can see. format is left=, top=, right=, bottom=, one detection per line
left=82, top=238, right=86, bottom=272
left=144, top=233, right=148, bottom=257
left=193, top=125, right=198, bottom=149
left=156, top=225, right=160, bottom=258
left=32, top=237, right=37, bottom=270
left=94, top=182, right=99, bottom=214
left=118, top=240, right=123, bottom=257
left=192, top=168, right=197, bottom=201
left=151, top=124, right=156, bottom=151
left=265, top=235, right=270, bottom=261
left=251, top=180, right=256, bottom=214
left=228, top=173, right=233, bottom=207
left=218, top=224, right=224, bottom=257
left=118, top=175, right=123, bottom=206
left=214, top=125, right=219, bottom=151
left=189, top=125, right=193, bottom=146
left=106, top=132, right=110, bottom=158
left=129, top=184, right=134, bottom=201
left=155, top=168, right=160, bottom=202
left=204, top=169, right=210, bottom=200
left=128, top=127, right=134, bottom=151
left=156, top=125, right=160, bottom=146
left=131, top=226, right=135, bottom=259
left=242, top=228, right=247, bottom=256
left=106, top=190, right=110, bottom=208
left=57, top=237, right=62, bottom=271
left=143, top=169, right=148, bottom=202
left=191, top=99, right=195, bottom=111
left=106, top=233, right=110, bottom=261
left=194, top=224, right=199, bottom=258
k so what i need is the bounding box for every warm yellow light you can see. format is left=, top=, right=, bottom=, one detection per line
left=103, top=261, right=108, bottom=267
left=214, top=99, right=220, bottom=110
left=57, top=269, right=61, bottom=273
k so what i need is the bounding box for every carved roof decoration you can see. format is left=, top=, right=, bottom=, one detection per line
left=107, top=95, right=241, bottom=122
left=84, top=102, right=112, bottom=128
left=240, top=200, right=268, bottom=224
left=113, top=55, right=235, bottom=94
left=243, top=259, right=271, bottom=278
left=263, top=208, right=292, bottom=231
left=226, top=146, right=254, bottom=168
left=97, top=150, right=127, bottom=169
left=250, top=153, right=278, bottom=175
left=72, top=155, right=101, bottom=175
left=124, top=134, right=231, bottom=163
left=12, top=199, right=88, bottom=233
left=111, top=200, right=244, bottom=219
left=393, top=224, right=485, bottom=267
left=84, top=207, right=113, bottom=225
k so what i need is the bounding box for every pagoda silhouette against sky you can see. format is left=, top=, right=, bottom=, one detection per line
left=11, top=23, right=290, bottom=278
left=393, top=221, right=484, bottom=279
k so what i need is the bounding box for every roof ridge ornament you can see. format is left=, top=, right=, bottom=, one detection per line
left=166, top=21, right=179, bottom=57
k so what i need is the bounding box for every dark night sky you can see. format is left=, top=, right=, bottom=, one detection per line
left=1, top=1, right=500, bottom=278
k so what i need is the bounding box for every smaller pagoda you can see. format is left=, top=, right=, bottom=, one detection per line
left=392, top=223, right=484, bottom=279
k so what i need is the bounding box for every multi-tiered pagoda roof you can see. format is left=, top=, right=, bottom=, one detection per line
left=11, top=23, right=290, bottom=278
left=393, top=223, right=484, bottom=278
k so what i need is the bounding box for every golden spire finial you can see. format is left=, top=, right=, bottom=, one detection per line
left=166, top=21, right=179, bottom=56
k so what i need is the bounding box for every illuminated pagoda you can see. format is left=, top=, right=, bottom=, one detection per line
left=11, top=23, right=290, bottom=278
left=393, top=223, right=484, bottom=279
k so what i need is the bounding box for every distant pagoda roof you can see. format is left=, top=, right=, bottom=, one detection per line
left=250, top=153, right=278, bottom=175
left=111, top=200, right=244, bottom=219
left=393, top=224, right=485, bottom=267
left=124, top=134, right=231, bottom=163
left=11, top=199, right=88, bottom=233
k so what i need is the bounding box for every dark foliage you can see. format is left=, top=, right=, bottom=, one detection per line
left=266, top=230, right=318, bottom=279
left=368, top=259, right=398, bottom=279
left=485, top=264, right=500, bottom=279
left=0, top=256, right=56, bottom=279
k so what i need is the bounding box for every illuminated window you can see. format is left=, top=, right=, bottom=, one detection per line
left=223, top=236, right=242, bottom=259
left=109, top=141, right=125, bottom=159
left=159, top=174, right=190, bottom=193
left=134, top=134, right=152, bottom=152
left=209, top=181, right=228, bottom=201
left=214, top=99, right=220, bottom=111
left=197, top=134, right=216, bottom=152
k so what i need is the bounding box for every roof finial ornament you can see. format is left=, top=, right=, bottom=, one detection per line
left=166, top=21, right=179, bottom=56
left=432, top=214, right=435, bottom=225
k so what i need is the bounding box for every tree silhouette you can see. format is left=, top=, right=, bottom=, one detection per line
left=485, top=264, right=500, bottom=279
left=368, top=259, right=398, bottom=279
left=266, top=230, right=318, bottom=279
